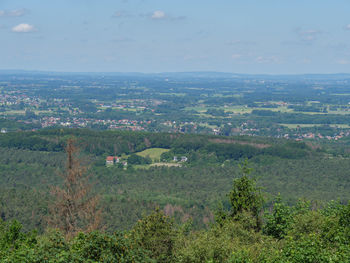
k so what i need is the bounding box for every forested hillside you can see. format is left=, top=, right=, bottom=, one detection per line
left=0, top=128, right=349, bottom=233
left=1, top=160, right=350, bottom=262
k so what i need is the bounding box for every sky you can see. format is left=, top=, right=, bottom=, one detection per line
left=1, top=0, right=350, bottom=74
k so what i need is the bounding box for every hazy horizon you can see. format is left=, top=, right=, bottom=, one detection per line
left=2, top=69, right=350, bottom=76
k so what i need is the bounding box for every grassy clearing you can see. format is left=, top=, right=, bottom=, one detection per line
left=330, top=93, right=350, bottom=96
left=136, top=148, right=170, bottom=161
left=281, top=124, right=322, bottom=128
left=158, top=93, right=186, bottom=97
left=196, top=113, right=224, bottom=118
left=0, top=109, right=51, bottom=115
left=115, top=107, right=138, bottom=112
left=132, top=164, right=151, bottom=170
left=188, top=104, right=350, bottom=116
left=184, top=106, right=207, bottom=112
left=199, top=123, right=219, bottom=129
left=223, top=107, right=252, bottom=114
left=150, top=163, right=182, bottom=167
left=34, top=110, right=52, bottom=114
left=212, top=94, right=242, bottom=98
left=331, top=124, right=350, bottom=128
left=328, top=110, right=350, bottom=115
left=0, top=110, right=25, bottom=115
left=133, top=162, right=181, bottom=170
left=280, top=124, right=350, bottom=129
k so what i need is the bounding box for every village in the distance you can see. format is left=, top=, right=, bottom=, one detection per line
left=1, top=71, right=350, bottom=142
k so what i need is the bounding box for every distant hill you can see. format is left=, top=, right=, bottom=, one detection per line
left=1, top=69, right=350, bottom=80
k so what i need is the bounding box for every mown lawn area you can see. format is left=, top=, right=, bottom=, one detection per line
left=136, top=148, right=170, bottom=161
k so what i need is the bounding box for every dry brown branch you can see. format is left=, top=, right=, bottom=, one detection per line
left=47, top=138, right=102, bottom=238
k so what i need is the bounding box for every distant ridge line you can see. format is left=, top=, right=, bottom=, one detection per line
left=1, top=69, right=350, bottom=80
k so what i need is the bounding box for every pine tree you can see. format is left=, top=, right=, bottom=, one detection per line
left=47, top=138, right=101, bottom=237
left=229, top=159, right=264, bottom=231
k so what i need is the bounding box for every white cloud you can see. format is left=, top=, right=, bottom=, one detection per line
left=345, top=24, right=350, bottom=31
left=12, top=23, right=36, bottom=33
left=0, top=8, right=28, bottom=17
left=151, top=10, right=166, bottom=19
left=147, top=10, right=186, bottom=21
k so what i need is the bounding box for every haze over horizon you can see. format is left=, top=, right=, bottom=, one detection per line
left=1, top=0, right=350, bottom=74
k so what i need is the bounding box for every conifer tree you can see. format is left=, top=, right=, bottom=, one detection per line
left=48, top=138, right=101, bottom=237
left=229, top=159, right=264, bottom=231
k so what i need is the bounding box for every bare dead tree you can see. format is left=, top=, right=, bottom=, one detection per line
left=48, top=138, right=101, bottom=237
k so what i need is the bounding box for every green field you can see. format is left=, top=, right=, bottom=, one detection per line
left=136, top=148, right=170, bottom=161
left=280, top=124, right=322, bottom=128
left=158, top=93, right=186, bottom=97
left=281, top=123, right=350, bottom=129
left=114, top=107, right=138, bottom=112
left=199, top=123, right=219, bottom=129
left=212, top=94, right=242, bottom=98
left=132, top=162, right=180, bottom=170
left=184, top=106, right=207, bottom=112
left=150, top=162, right=182, bottom=167
left=187, top=104, right=350, bottom=117
left=0, top=110, right=27, bottom=115
left=132, top=164, right=152, bottom=170
left=0, top=110, right=52, bottom=116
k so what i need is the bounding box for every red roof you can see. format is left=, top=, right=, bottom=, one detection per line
left=106, top=156, right=114, bottom=161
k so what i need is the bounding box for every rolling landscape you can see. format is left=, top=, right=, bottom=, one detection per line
left=1, top=73, right=350, bottom=261
left=1, top=0, right=350, bottom=262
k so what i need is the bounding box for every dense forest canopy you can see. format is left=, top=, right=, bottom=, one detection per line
left=0, top=128, right=349, bottom=233
left=0, top=151, right=349, bottom=262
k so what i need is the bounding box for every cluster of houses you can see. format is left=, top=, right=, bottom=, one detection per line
left=40, top=116, right=149, bottom=130
left=293, top=131, right=349, bottom=141
left=0, top=92, right=41, bottom=107
left=106, top=155, right=187, bottom=167
left=173, top=156, right=188, bottom=162
left=106, top=156, right=127, bottom=167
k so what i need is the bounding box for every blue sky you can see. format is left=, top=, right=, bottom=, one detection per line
left=1, top=0, right=350, bottom=74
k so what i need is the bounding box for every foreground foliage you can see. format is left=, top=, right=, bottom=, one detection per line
left=1, top=174, right=350, bottom=262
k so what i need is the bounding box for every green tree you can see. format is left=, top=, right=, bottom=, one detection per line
left=264, top=194, right=293, bottom=239
left=128, top=154, right=152, bottom=165
left=131, top=208, right=178, bottom=263
left=229, top=159, right=264, bottom=231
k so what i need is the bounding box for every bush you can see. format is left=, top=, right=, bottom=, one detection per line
left=131, top=209, right=178, bottom=263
